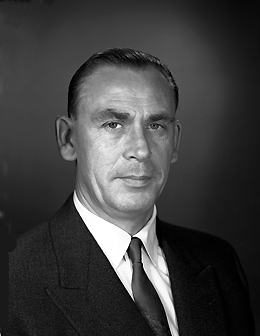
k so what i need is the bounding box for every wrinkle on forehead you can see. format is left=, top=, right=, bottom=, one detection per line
left=77, top=65, right=176, bottom=115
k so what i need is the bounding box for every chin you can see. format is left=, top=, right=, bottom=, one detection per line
left=109, top=194, right=156, bottom=214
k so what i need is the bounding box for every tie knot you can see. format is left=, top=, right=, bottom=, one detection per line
left=128, top=237, right=143, bottom=264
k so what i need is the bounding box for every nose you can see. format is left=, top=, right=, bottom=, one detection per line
left=123, top=125, right=151, bottom=162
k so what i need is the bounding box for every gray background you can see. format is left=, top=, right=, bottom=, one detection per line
left=0, top=0, right=259, bottom=333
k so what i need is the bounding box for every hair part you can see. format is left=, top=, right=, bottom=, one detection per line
left=67, top=47, right=179, bottom=119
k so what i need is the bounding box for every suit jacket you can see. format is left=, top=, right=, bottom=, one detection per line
left=3, top=195, right=254, bottom=335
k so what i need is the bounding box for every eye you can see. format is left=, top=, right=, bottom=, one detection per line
left=105, top=121, right=122, bottom=130
left=148, top=123, right=164, bottom=130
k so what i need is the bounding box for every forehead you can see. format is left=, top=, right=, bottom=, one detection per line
left=78, top=65, right=176, bottom=114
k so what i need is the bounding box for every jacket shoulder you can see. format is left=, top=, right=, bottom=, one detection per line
left=157, top=219, right=233, bottom=250
left=9, top=221, right=58, bottom=288
left=157, top=219, right=249, bottom=290
left=9, top=195, right=74, bottom=272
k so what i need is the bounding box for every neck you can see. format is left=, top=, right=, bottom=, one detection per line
left=75, top=189, right=154, bottom=235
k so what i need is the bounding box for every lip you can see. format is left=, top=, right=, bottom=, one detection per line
left=118, top=175, right=152, bottom=187
left=122, top=175, right=151, bottom=180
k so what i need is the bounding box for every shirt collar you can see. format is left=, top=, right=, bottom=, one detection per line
left=133, top=208, right=158, bottom=266
left=73, top=191, right=158, bottom=269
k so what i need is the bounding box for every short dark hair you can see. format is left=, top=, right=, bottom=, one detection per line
left=67, top=47, right=179, bottom=118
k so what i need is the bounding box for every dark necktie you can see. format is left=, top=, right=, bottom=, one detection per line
left=128, top=237, right=172, bottom=336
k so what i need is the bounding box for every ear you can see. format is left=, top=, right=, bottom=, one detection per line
left=171, top=120, right=182, bottom=164
left=55, top=115, right=77, bottom=161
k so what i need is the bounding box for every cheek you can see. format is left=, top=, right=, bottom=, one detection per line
left=87, top=143, right=121, bottom=181
left=153, top=141, right=173, bottom=168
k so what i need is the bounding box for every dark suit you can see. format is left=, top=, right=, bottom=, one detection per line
left=4, top=195, right=254, bottom=335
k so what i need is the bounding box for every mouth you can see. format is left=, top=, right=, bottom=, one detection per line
left=122, top=175, right=151, bottom=180
left=118, top=175, right=152, bottom=187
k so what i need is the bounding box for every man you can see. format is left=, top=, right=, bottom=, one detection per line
left=4, top=48, right=254, bottom=335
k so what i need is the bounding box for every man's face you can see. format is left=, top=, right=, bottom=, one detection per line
left=72, top=65, right=179, bottom=220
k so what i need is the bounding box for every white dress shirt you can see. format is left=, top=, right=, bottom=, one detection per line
left=73, top=192, right=179, bottom=336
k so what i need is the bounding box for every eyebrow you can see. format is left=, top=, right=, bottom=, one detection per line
left=91, top=109, right=131, bottom=122
left=148, top=113, right=175, bottom=123
left=91, top=108, right=175, bottom=123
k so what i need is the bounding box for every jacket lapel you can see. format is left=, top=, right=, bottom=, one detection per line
left=157, top=219, right=228, bottom=336
left=46, top=196, right=154, bottom=336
